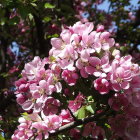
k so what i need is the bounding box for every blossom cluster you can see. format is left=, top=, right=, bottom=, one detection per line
left=12, top=21, right=140, bottom=140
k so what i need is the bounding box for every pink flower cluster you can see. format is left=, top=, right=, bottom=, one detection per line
left=108, top=85, right=140, bottom=139
left=12, top=21, right=140, bottom=140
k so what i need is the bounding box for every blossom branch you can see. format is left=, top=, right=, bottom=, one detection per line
left=49, top=107, right=110, bottom=137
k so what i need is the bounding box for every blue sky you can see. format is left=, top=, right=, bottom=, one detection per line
left=97, top=0, right=139, bottom=11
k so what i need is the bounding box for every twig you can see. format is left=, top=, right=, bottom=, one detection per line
left=68, top=107, right=77, bottom=121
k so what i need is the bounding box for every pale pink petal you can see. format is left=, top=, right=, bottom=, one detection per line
left=22, top=100, right=34, bottom=110
left=102, top=43, right=110, bottom=50
left=55, top=82, right=62, bottom=93
left=121, top=82, right=130, bottom=89
left=80, top=68, right=88, bottom=78
left=89, top=57, right=101, bottom=67
left=112, top=83, right=121, bottom=91
left=76, top=59, right=84, bottom=69
left=51, top=38, right=62, bottom=49
left=85, top=66, right=95, bottom=74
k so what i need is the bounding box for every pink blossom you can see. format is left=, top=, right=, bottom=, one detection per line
left=68, top=93, right=84, bottom=112
left=70, top=33, right=81, bottom=47
left=108, top=93, right=129, bottom=111
left=83, top=122, right=105, bottom=139
left=43, top=97, right=60, bottom=116
left=89, top=55, right=111, bottom=76
left=60, top=28, right=71, bottom=44
left=109, top=114, right=128, bottom=137
left=125, top=118, right=140, bottom=140
left=82, top=122, right=95, bottom=137
left=44, top=115, right=62, bottom=133
left=125, top=88, right=140, bottom=107
left=58, top=58, right=75, bottom=71
left=72, top=21, right=94, bottom=35
left=12, top=119, right=33, bottom=140
left=130, top=76, right=140, bottom=88
left=94, top=31, right=115, bottom=51
left=32, top=121, right=49, bottom=139
left=124, top=104, right=140, bottom=117
left=110, top=67, right=132, bottom=91
left=16, top=94, right=27, bottom=105
left=82, top=31, right=95, bottom=47
left=15, top=78, right=29, bottom=93
left=96, top=24, right=104, bottom=32
left=62, top=70, right=78, bottom=86
left=60, top=109, right=73, bottom=125
left=9, top=66, right=19, bottom=74
left=22, top=56, right=46, bottom=80
left=51, top=38, right=63, bottom=49
left=69, top=128, right=81, bottom=139
left=94, top=78, right=110, bottom=94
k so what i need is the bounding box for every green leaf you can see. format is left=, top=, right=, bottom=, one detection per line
left=28, top=13, right=33, bottom=21
left=31, top=2, right=37, bottom=7
left=0, top=134, right=5, bottom=140
left=18, top=74, right=22, bottom=78
left=21, top=112, right=31, bottom=121
left=51, top=34, right=59, bottom=38
left=31, top=0, right=37, bottom=2
left=86, top=105, right=94, bottom=114
left=77, top=106, right=86, bottom=119
left=43, top=16, right=51, bottom=23
left=44, top=3, right=55, bottom=9
left=87, top=96, right=94, bottom=102
left=105, top=123, right=111, bottom=128
left=21, top=112, right=28, bottom=116
left=0, top=73, right=9, bottom=78
left=46, top=33, right=59, bottom=39
left=0, top=18, right=6, bottom=26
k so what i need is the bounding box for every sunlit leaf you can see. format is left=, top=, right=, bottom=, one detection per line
left=77, top=106, right=86, bottom=119
left=31, top=2, right=37, bottom=7
left=44, top=3, right=55, bottom=9
left=43, top=16, right=51, bottom=23
left=0, top=134, right=5, bottom=140
left=86, top=105, right=94, bottom=114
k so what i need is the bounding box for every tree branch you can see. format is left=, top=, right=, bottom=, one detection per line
left=49, top=107, right=110, bottom=137
left=68, top=107, right=77, bottom=121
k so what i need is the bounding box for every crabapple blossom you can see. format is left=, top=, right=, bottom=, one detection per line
left=12, top=118, right=33, bottom=140
left=108, top=114, right=128, bottom=137
left=62, top=70, right=79, bottom=86
left=12, top=21, right=140, bottom=140
left=110, top=67, right=132, bottom=91
left=43, top=97, right=60, bottom=115
left=82, top=122, right=105, bottom=139
left=69, top=128, right=81, bottom=139
left=94, top=78, right=110, bottom=94
left=68, top=93, right=85, bottom=112
left=125, top=88, right=140, bottom=107
left=108, top=93, right=129, bottom=111
left=22, top=56, right=46, bottom=80
left=125, top=118, right=140, bottom=140
left=60, top=109, right=74, bottom=125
